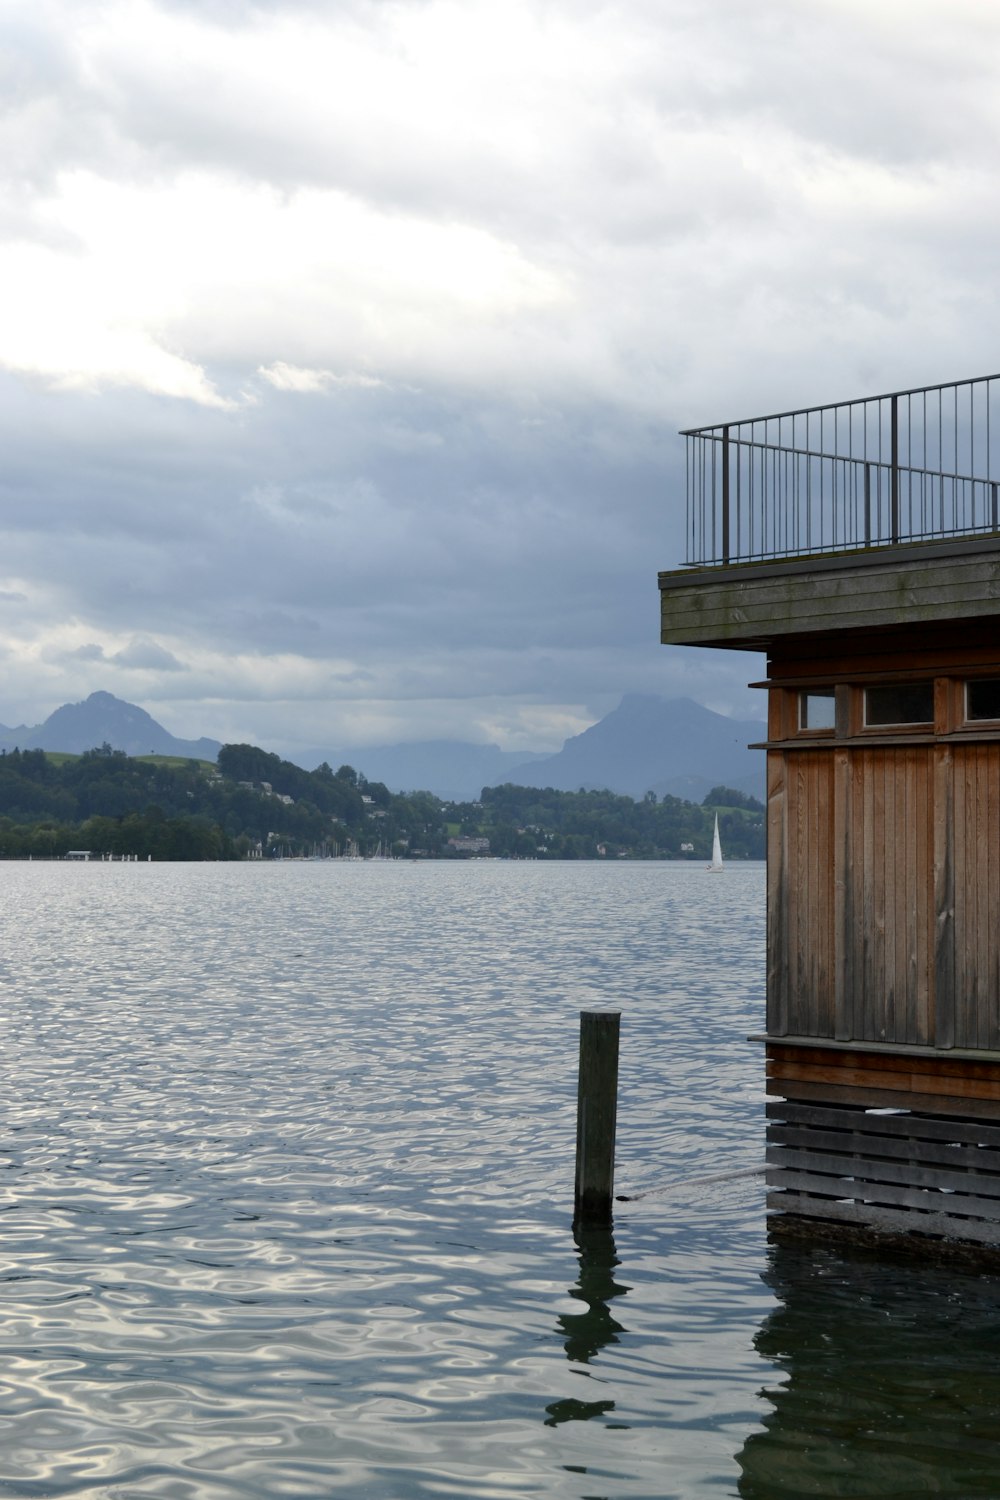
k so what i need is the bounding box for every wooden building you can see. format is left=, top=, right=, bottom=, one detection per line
left=660, top=375, right=1000, bottom=1250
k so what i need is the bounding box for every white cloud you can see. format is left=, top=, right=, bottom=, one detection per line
left=0, top=165, right=569, bottom=405
left=258, top=362, right=386, bottom=394
left=111, top=637, right=186, bottom=671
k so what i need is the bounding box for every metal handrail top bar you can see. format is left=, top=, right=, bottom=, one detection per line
left=679, top=371, right=1000, bottom=438
left=695, top=432, right=1000, bottom=488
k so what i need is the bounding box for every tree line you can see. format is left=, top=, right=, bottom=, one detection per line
left=0, top=744, right=764, bottom=861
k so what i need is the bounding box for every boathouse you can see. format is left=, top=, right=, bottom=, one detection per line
left=660, top=374, right=1000, bottom=1251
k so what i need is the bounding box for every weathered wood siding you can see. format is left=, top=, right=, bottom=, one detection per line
left=766, top=1044, right=1000, bottom=1245
left=660, top=540, right=1000, bottom=652
left=848, top=746, right=934, bottom=1046
left=766, top=1041, right=1000, bottom=1112
left=661, top=533, right=1000, bottom=1054
left=769, top=744, right=934, bottom=1044
left=767, top=750, right=836, bottom=1037
left=953, top=744, right=1000, bottom=1049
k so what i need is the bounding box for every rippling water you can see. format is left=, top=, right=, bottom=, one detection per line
left=2, top=859, right=1000, bottom=1499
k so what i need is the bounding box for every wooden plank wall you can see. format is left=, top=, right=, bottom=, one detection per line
left=769, top=739, right=1000, bottom=1048
left=767, top=751, right=836, bottom=1037
left=954, top=745, right=1000, bottom=1050
left=767, top=1042, right=1000, bottom=1114
left=767, top=1045, right=1000, bottom=1245
left=766, top=1099, right=1000, bottom=1247
left=848, top=747, right=933, bottom=1045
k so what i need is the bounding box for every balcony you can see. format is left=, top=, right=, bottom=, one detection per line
left=684, top=373, right=1000, bottom=568
left=661, top=374, right=1000, bottom=654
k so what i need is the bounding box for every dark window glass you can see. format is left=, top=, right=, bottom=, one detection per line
left=967, top=680, right=1000, bottom=721
left=865, top=683, right=934, bottom=726
left=799, top=690, right=836, bottom=731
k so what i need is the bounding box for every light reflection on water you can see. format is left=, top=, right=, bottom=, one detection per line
left=2, top=859, right=997, bottom=1497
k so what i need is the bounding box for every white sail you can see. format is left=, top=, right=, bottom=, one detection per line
left=708, top=813, right=724, bottom=872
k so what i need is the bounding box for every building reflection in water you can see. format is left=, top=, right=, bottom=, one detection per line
left=737, top=1239, right=1000, bottom=1499
left=544, top=1223, right=630, bottom=1429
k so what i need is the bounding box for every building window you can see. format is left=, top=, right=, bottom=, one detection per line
left=864, top=682, right=934, bottom=727
left=967, top=679, right=1000, bottom=722
left=799, top=690, right=836, bottom=731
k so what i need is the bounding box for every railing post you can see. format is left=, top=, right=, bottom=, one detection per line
left=721, top=425, right=731, bottom=564
left=864, top=462, right=872, bottom=546
left=992, top=482, right=998, bottom=533
left=890, top=395, right=900, bottom=544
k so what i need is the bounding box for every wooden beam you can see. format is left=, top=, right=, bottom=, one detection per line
left=660, top=542, right=1000, bottom=650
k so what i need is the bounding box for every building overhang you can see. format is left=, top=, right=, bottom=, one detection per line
left=659, top=537, right=1000, bottom=652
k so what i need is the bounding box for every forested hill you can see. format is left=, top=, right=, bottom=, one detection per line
left=0, top=743, right=765, bottom=861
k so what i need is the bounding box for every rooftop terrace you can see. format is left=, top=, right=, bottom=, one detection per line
left=684, top=373, right=1000, bottom=568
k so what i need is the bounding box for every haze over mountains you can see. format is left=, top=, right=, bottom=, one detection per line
left=300, top=695, right=767, bottom=800
left=0, top=692, right=767, bottom=803
left=492, top=695, right=766, bottom=803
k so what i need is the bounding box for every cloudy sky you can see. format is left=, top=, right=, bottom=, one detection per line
left=2, top=0, right=999, bottom=756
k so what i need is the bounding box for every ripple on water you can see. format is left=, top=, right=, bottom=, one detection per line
left=0, top=861, right=784, bottom=1497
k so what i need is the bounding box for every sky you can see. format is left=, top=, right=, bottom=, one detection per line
left=3, top=0, right=1000, bottom=758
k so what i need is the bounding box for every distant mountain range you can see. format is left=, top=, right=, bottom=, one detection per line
left=295, top=694, right=767, bottom=801
left=0, top=690, right=767, bottom=802
left=488, top=694, right=767, bottom=802
left=290, top=739, right=550, bottom=802
left=0, top=691, right=222, bottom=761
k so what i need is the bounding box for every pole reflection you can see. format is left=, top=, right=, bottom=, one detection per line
left=544, top=1222, right=630, bottom=1428
left=737, top=1239, right=1000, bottom=1498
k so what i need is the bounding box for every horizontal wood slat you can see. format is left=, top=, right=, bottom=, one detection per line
left=767, top=1058, right=1000, bottom=1101
left=767, top=1146, right=1000, bottom=1199
left=765, top=1193, right=1000, bottom=1248
left=767, top=1043, right=1000, bottom=1082
left=767, top=1123, right=1000, bottom=1173
left=764, top=628, right=1000, bottom=680
left=767, top=1078, right=1000, bottom=1119
left=766, top=1095, right=1000, bottom=1244
left=766, top=1098, right=1000, bottom=1146
left=766, top=1166, right=1000, bottom=1219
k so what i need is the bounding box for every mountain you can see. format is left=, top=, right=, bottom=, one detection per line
left=0, top=690, right=767, bottom=804
left=290, top=739, right=547, bottom=802
left=294, top=695, right=766, bottom=802
left=491, top=695, right=767, bottom=802
left=0, top=692, right=222, bottom=761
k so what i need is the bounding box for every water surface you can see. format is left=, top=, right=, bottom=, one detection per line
left=0, top=860, right=998, bottom=1497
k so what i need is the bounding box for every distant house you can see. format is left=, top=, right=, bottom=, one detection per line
left=447, top=836, right=490, bottom=854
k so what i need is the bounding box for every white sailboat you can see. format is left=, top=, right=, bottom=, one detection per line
left=707, top=813, right=724, bottom=872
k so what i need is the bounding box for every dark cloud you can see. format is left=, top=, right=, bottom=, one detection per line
left=0, top=0, right=996, bottom=750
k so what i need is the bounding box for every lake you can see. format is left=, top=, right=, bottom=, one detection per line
left=2, top=859, right=1000, bottom=1498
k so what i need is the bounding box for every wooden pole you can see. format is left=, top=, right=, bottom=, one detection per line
left=574, top=1009, right=620, bottom=1226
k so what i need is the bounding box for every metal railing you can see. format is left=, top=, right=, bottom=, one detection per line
left=683, top=374, right=1000, bottom=567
